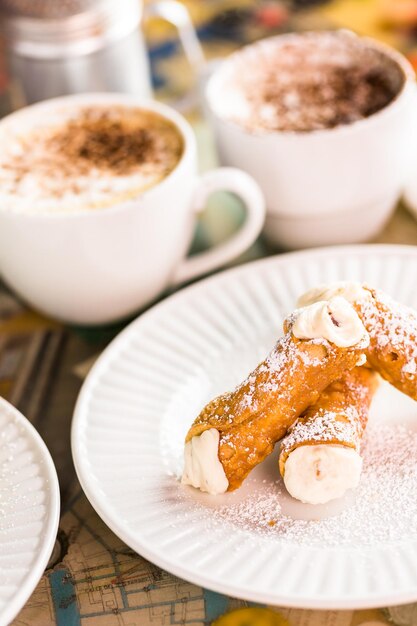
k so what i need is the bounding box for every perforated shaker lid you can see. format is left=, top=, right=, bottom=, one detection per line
left=0, top=0, right=96, bottom=19
left=0, top=0, right=142, bottom=58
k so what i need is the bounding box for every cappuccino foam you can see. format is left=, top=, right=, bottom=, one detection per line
left=211, top=31, right=404, bottom=133
left=0, top=105, right=184, bottom=213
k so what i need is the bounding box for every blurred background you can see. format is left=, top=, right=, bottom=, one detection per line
left=2, top=0, right=417, bottom=113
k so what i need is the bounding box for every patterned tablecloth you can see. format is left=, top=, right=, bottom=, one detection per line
left=1, top=1, right=417, bottom=625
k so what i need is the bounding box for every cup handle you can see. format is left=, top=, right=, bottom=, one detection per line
left=143, top=1, right=206, bottom=76
left=171, top=168, right=265, bottom=286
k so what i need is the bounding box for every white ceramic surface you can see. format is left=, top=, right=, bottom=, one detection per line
left=404, top=165, right=417, bottom=221
left=206, top=33, right=417, bottom=248
left=0, top=94, right=265, bottom=326
left=72, top=244, right=417, bottom=610
left=0, top=397, right=60, bottom=626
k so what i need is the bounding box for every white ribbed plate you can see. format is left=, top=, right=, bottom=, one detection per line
left=0, top=397, right=59, bottom=625
left=72, top=244, right=417, bottom=610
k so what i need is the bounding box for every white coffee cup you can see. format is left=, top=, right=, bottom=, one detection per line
left=205, top=31, right=417, bottom=249
left=0, top=93, right=265, bottom=325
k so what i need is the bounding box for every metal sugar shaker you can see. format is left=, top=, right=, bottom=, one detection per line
left=0, top=0, right=205, bottom=106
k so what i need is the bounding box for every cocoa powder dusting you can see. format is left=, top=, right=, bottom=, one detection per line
left=218, top=32, right=405, bottom=133
left=52, top=110, right=157, bottom=175
left=260, top=64, right=396, bottom=130
left=0, top=105, right=184, bottom=212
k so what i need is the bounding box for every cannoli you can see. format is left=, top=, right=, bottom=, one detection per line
left=298, top=282, right=417, bottom=400
left=279, top=366, right=379, bottom=504
left=182, top=297, right=369, bottom=494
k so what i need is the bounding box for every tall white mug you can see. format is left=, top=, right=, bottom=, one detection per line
left=206, top=31, right=417, bottom=249
left=0, top=94, right=265, bottom=325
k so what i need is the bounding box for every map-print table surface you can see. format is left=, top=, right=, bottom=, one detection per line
left=2, top=0, right=417, bottom=624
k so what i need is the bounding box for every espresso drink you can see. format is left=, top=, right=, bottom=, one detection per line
left=0, top=105, right=184, bottom=213
left=214, top=31, right=404, bottom=133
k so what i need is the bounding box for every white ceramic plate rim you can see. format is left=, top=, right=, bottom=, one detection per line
left=0, top=397, right=60, bottom=626
left=72, top=244, right=417, bottom=610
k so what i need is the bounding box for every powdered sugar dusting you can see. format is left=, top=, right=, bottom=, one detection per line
left=365, top=287, right=417, bottom=358
left=235, top=326, right=366, bottom=419
left=280, top=408, right=361, bottom=455
left=279, top=370, right=374, bottom=457
left=192, top=423, right=417, bottom=548
left=361, top=287, right=417, bottom=391
left=297, top=282, right=417, bottom=394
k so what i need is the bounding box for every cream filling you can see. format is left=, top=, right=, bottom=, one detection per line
left=297, top=281, right=371, bottom=308
left=182, top=428, right=229, bottom=495
left=292, top=297, right=368, bottom=348
left=283, top=444, right=363, bottom=505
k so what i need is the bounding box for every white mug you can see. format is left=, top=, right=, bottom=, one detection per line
left=205, top=31, right=417, bottom=249
left=0, top=94, right=265, bottom=325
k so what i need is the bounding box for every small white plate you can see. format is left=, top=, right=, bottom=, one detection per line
left=0, top=397, right=60, bottom=625
left=72, top=244, right=417, bottom=610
